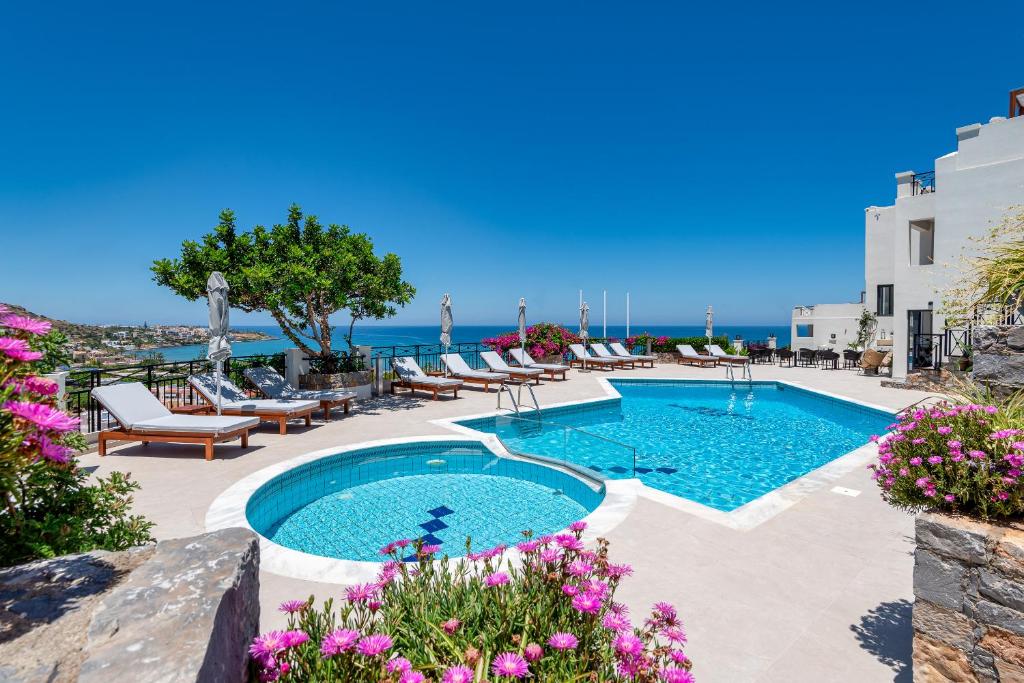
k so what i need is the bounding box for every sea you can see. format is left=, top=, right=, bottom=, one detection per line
left=135, top=324, right=792, bottom=362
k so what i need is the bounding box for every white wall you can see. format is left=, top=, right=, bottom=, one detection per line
left=791, top=303, right=864, bottom=350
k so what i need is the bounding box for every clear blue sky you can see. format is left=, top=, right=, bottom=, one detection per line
left=2, top=2, right=1021, bottom=328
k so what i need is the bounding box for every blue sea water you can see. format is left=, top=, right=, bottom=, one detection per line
left=139, top=324, right=791, bottom=361
left=459, top=380, right=891, bottom=512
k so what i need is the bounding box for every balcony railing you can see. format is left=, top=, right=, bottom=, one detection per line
left=912, top=171, right=935, bottom=195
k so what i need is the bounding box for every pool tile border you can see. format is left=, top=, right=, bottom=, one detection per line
left=205, top=434, right=637, bottom=584
left=434, top=377, right=894, bottom=532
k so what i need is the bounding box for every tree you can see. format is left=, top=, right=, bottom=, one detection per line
left=152, top=205, right=416, bottom=363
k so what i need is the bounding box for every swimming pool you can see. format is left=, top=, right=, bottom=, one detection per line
left=457, top=380, right=892, bottom=512
left=246, top=440, right=603, bottom=562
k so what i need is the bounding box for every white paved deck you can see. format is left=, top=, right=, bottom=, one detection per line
left=79, top=362, right=934, bottom=683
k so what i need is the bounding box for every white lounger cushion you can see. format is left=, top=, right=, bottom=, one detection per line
left=131, top=414, right=259, bottom=434
left=480, top=351, right=542, bottom=376
left=708, top=344, right=747, bottom=361
left=677, top=344, right=706, bottom=359
left=245, top=366, right=356, bottom=402
left=391, top=357, right=462, bottom=386
left=189, top=374, right=318, bottom=414
left=91, top=383, right=257, bottom=433
left=189, top=373, right=250, bottom=402
left=508, top=348, right=570, bottom=371
left=609, top=342, right=656, bottom=360
left=569, top=344, right=617, bottom=364
left=440, top=354, right=509, bottom=380
left=590, top=343, right=618, bottom=358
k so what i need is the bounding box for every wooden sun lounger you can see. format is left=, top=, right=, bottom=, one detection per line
left=391, top=377, right=461, bottom=400
left=98, top=425, right=252, bottom=462
left=189, top=375, right=319, bottom=435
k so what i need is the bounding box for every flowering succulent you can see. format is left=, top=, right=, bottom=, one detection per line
left=870, top=402, right=1024, bottom=519
left=249, top=526, right=693, bottom=681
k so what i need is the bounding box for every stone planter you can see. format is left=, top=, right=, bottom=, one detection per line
left=300, top=370, right=372, bottom=399
left=537, top=354, right=566, bottom=366
left=912, top=511, right=1024, bottom=681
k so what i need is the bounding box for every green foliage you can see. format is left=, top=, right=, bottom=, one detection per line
left=854, top=310, right=877, bottom=350
left=152, top=205, right=416, bottom=358
left=943, top=207, right=1024, bottom=323
left=0, top=466, right=155, bottom=567
left=28, top=329, right=72, bottom=373
left=649, top=335, right=729, bottom=354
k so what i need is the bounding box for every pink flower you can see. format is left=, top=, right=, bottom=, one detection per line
left=548, top=631, right=579, bottom=650
left=569, top=520, right=587, bottom=532
left=663, top=626, right=688, bottom=645
left=346, top=583, right=378, bottom=602
left=0, top=315, right=51, bottom=336
left=400, top=672, right=425, bottom=683
left=670, top=650, right=689, bottom=664
left=571, top=592, right=602, bottom=614
left=524, top=642, right=543, bottom=661
left=0, top=337, right=43, bottom=361
left=602, top=612, right=631, bottom=632
left=660, top=666, right=696, bottom=683
left=442, top=618, right=461, bottom=635
left=605, top=563, right=634, bottom=579
left=484, top=571, right=510, bottom=587
left=653, top=602, right=678, bottom=621
left=516, top=539, right=541, bottom=553
left=356, top=633, right=393, bottom=657
left=281, top=630, right=309, bottom=648
left=562, top=584, right=580, bottom=596
left=250, top=631, right=287, bottom=667
left=567, top=559, right=593, bottom=577
left=36, top=435, right=72, bottom=463
left=443, top=665, right=474, bottom=683
left=4, top=401, right=80, bottom=432
left=937, top=426, right=953, bottom=435
left=909, top=457, right=923, bottom=466
left=944, top=494, right=956, bottom=502
left=491, top=652, right=530, bottom=678
left=539, top=548, right=561, bottom=563
left=387, top=657, right=412, bottom=674
left=278, top=600, right=307, bottom=614
left=6, top=376, right=58, bottom=396
left=613, top=633, right=644, bottom=657
left=420, top=544, right=442, bottom=555
left=320, top=628, right=360, bottom=656
left=927, top=456, right=943, bottom=465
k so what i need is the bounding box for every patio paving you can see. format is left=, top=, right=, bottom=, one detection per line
left=78, top=362, right=934, bottom=682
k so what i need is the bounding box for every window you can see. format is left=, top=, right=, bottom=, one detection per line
left=877, top=285, right=893, bottom=316
left=909, top=220, right=935, bottom=265
left=796, top=324, right=813, bottom=337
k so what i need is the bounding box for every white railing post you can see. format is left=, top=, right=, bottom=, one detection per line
left=284, top=348, right=308, bottom=388
left=46, top=371, right=69, bottom=411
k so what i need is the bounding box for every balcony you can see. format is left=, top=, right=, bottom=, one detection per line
left=912, top=170, right=935, bottom=195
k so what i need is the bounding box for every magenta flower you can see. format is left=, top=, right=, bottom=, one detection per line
left=927, top=456, right=943, bottom=465
left=562, top=583, right=580, bottom=596
left=660, top=666, right=696, bottom=683
left=278, top=600, right=307, bottom=614
left=539, top=548, right=561, bottom=563
left=250, top=631, right=287, bottom=666
left=443, top=665, right=474, bottom=683
left=36, top=435, right=72, bottom=464
left=613, top=633, right=644, bottom=657
left=0, top=337, right=43, bottom=361
left=571, top=592, right=602, bottom=615
left=442, top=618, right=461, bottom=634
left=6, top=376, right=58, bottom=396
left=567, top=559, right=593, bottom=577
left=516, top=539, right=541, bottom=553
left=602, top=612, right=631, bottom=632
left=491, top=652, right=530, bottom=679
left=524, top=642, right=543, bottom=662
left=484, top=571, right=510, bottom=587
left=357, top=633, right=393, bottom=657
left=605, top=563, right=634, bottom=579
left=548, top=631, right=579, bottom=650
left=345, top=582, right=378, bottom=602
left=281, top=630, right=309, bottom=648
left=663, top=625, right=688, bottom=645
left=400, top=673, right=425, bottom=683
left=1, top=315, right=52, bottom=336
left=387, top=657, right=412, bottom=674
left=420, top=544, right=442, bottom=555
left=569, top=520, right=587, bottom=532
left=320, top=628, right=360, bottom=657
left=4, top=401, right=80, bottom=433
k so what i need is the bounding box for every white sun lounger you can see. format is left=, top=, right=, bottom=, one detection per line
left=440, top=353, right=508, bottom=392
left=707, top=344, right=749, bottom=364
left=188, top=373, right=319, bottom=434
left=508, top=348, right=570, bottom=380
left=92, top=382, right=258, bottom=460
left=608, top=342, right=657, bottom=368
left=590, top=343, right=636, bottom=369
left=568, top=344, right=620, bottom=370
left=480, top=351, right=543, bottom=384
left=390, top=357, right=463, bottom=399
left=244, top=366, right=356, bottom=420
left=676, top=344, right=717, bottom=367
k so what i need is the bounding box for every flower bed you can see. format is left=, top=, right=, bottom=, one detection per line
left=482, top=323, right=580, bottom=361
left=250, top=523, right=694, bottom=682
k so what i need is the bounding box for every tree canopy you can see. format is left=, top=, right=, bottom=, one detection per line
left=152, top=205, right=416, bottom=359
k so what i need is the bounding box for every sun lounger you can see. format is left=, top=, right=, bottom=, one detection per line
left=568, top=344, right=620, bottom=370
left=480, top=351, right=543, bottom=384
left=707, top=344, right=749, bottom=365
left=676, top=344, right=717, bottom=367
left=390, top=357, right=463, bottom=399
left=440, top=354, right=508, bottom=392
left=244, top=366, right=356, bottom=420
left=508, top=348, right=570, bottom=380
left=188, top=374, right=319, bottom=435
left=608, top=342, right=657, bottom=368
left=590, top=343, right=635, bottom=368
left=92, top=382, right=258, bottom=461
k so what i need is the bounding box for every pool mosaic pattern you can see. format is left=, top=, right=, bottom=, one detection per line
left=458, top=380, right=892, bottom=512
left=246, top=441, right=602, bottom=562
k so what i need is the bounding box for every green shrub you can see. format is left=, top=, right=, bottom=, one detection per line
left=647, top=335, right=729, bottom=354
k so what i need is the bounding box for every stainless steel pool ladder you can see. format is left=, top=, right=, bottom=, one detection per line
left=497, top=382, right=541, bottom=418
left=725, top=361, right=752, bottom=383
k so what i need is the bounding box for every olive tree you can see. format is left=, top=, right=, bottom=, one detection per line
left=152, top=205, right=416, bottom=362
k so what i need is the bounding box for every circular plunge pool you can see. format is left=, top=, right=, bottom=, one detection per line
left=246, top=440, right=604, bottom=562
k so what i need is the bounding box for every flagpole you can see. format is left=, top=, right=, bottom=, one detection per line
left=603, top=290, right=607, bottom=338
left=626, top=292, right=630, bottom=338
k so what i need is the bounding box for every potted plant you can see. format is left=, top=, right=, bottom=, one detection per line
left=957, top=344, right=972, bottom=372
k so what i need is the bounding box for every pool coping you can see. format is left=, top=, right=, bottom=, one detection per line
left=432, top=377, right=894, bottom=532
left=205, top=434, right=638, bottom=584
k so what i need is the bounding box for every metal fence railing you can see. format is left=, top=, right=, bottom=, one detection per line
left=912, top=170, right=936, bottom=195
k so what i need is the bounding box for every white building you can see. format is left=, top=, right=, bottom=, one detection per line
left=794, top=90, right=1024, bottom=380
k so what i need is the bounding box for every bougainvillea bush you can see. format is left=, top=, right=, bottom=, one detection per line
left=483, top=323, right=581, bottom=360
left=870, top=402, right=1024, bottom=520
left=251, top=524, right=694, bottom=682
left=0, top=306, right=153, bottom=566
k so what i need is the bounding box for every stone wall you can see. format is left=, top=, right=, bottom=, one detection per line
left=0, top=528, right=260, bottom=683
left=912, top=512, right=1024, bottom=681
left=972, top=325, right=1024, bottom=398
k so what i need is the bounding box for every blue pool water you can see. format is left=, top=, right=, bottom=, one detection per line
left=247, top=441, right=602, bottom=561
left=458, top=380, right=892, bottom=512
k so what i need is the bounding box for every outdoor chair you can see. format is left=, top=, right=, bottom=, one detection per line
left=390, top=357, right=463, bottom=399
left=590, top=343, right=635, bottom=368
left=567, top=344, right=620, bottom=370
left=843, top=349, right=862, bottom=370
left=776, top=348, right=795, bottom=367
left=508, top=348, right=570, bottom=380
left=91, top=382, right=258, bottom=461
left=817, top=350, right=840, bottom=370
left=707, top=344, right=749, bottom=365
left=244, top=366, right=356, bottom=420
left=798, top=348, right=817, bottom=367
left=608, top=342, right=656, bottom=367
left=440, top=353, right=508, bottom=392
left=676, top=344, right=717, bottom=367
left=480, top=350, right=543, bottom=384
left=188, top=374, right=319, bottom=435
left=859, top=349, right=884, bottom=375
